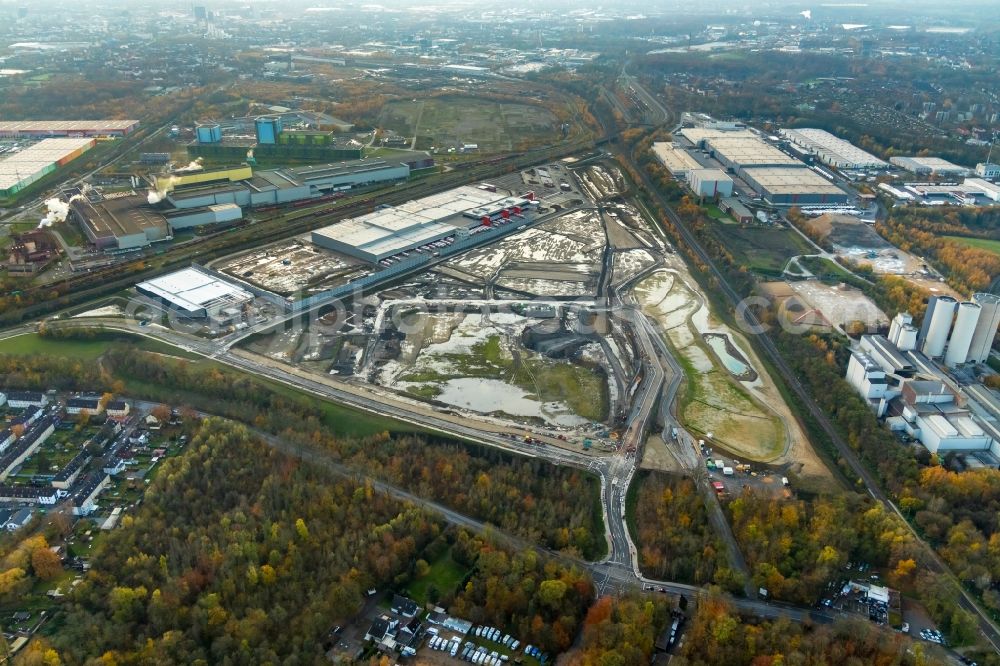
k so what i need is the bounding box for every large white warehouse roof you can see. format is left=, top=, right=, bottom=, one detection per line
left=136, top=267, right=252, bottom=314
left=780, top=128, right=887, bottom=169
left=0, top=137, right=95, bottom=190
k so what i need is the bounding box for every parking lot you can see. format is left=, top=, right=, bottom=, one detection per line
left=698, top=443, right=792, bottom=499
left=424, top=625, right=546, bottom=666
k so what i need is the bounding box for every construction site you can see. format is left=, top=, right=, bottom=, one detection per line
left=237, top=163, right=661, bottom=446
left=227, top=157, right=830, bottom=480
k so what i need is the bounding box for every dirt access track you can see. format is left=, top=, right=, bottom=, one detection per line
left=635, top=254, right=832, bottom=484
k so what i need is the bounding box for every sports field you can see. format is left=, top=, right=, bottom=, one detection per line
left=380, top=96, right=559, bottom=153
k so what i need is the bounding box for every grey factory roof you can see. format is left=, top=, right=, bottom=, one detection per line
left=312, top=185, right=523, bottom=256
left=890, top=156, right=970, bottom=175
left=740, top=167, right=846, bottom=195
left=0, top=120, right=139, bottom=133
left=136, top=268, right=252, bottom=314
left=247, top=169, right=304, bottom=191
left=288, top=159, right=405, bottom=183
left=678, top=127, right=758, bottom=145
left=780, top=128, right=887, bottom=168
left=72, top=194, right=169, bottom=239
left=705, top=137, right=801, bottom=167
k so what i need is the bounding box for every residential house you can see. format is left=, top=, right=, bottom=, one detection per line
left=10, top=405, right=42, bottom=428
left=51, top=451, right=90, bottom=489
left=0, top=428, right=14, bottom=453
left=0, top=484, right=62, bottom=504
left=66, top=394, right=105, bottom=417
left=106, top=399, right=130, bottom=420
left=0, top=417, right=55, bottom=481
left=395, top=616, right=423, bottom=650
left=103, top=455, right=128, bottom=476
left=6, top=391, right=48, bottom=409
left=4, top=508, right=33, bottom=531
left=71, top=473, right=111, bottom=516
left=391, top=594, right=420, bottom=618
left=365, top=616, right=396, bottom=643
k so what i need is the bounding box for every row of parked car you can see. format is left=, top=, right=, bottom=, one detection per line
left=426, top=624, right=549, bottom=664
left=471, top=625, right=548, bottom=663
left=472, top=625, right=519, bottom=650
left=919, top=628, right=946, bottom=646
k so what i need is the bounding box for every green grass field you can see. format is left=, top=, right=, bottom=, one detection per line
left=379, top=96, right=559, bottom=153
left=799, top=256, right=855, bottom=281
left=945, top=236, right=1000, bottom=257
left=0, top=334, right=118, bottom=360
left=406, top=547, right=469, bottom=604
left=703, top=204, right=735, bottom=224
left=0, top=332, right=202, bottom=361
left=712, top=224, right=813, bottom=275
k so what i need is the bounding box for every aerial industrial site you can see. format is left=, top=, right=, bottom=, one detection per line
left=1, top=1, right=1000, bottom=664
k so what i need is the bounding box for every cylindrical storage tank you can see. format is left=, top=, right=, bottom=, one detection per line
left=969, top=293, right=1000, bottom=364
left=921, top=296, right=957, bottom=358
left=945, top=302, right=982, bottom=366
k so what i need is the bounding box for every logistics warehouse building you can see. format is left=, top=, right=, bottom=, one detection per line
left=688, top=169, right=734, bottom=198
left=312, top=185, right=534, bottom=263
left=0, top=120, right=139, bottom=138
left=135, top=267, right=254, bottom=327
left=704, top=136, right=801, bottom=173
left=780, top=128, right=887, bottom=170
left=740, top=167, right=849, bottom=205
left=651, top=142, right=702, bottom=177
left=0, top=138, right=96, bottom=198
left=890, top=156, right=970, bottom=177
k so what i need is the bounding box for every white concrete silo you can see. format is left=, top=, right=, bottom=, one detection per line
left=888, top=312, right=912, bottom=345
left=944, top=301, right=981, bottom=367
left=896, top=326, right=918, bottom=352
left=968, top=293, right=1000, bottom=364
left=920, top=295, right=957, bottom=358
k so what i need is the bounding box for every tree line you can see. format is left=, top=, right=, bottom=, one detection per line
left=877, top=206, right=1000, bottom=295
left=673, top=596, right=945, bottom=666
